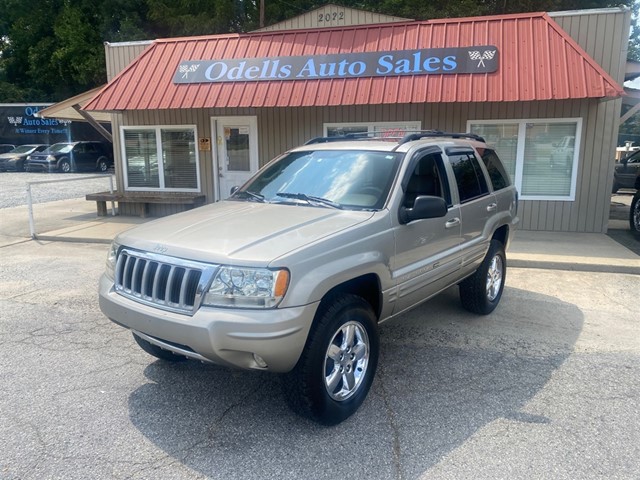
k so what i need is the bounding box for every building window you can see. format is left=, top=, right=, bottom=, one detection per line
left=121, top=126, right=200, bottom=191
left=468, top=119, right=582, bottom=201
left=324, top=121, right=421, bottom=138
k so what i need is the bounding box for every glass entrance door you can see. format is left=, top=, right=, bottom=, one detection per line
left=213, top=116, right=258, bottom=200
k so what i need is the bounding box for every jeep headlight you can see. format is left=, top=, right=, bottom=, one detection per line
left=47, top=155, right=56, bottom=161
left=105, top=241, right=120, bottom=280
left=203, top=266, right=289, bottom=309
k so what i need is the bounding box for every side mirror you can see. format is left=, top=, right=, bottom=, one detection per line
left=399, top=196, right=448, bottom=224
left=621, top=157, right=629, bottom=166
left=230, top=186, right=239, bottom=195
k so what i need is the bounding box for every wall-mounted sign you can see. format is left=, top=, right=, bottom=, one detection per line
left=199, top=137, right=211, bottom=151
left=2, top=105, right=72, bottom=135
left=173, top=46, right=498, bottom=84
left=0, top=104, right=104, bottom=145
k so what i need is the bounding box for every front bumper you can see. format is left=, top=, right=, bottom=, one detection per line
left=99, top=274, right=317, bottom=372
left=26, top=161, right=57, bottom=172
left=1, top=159, right=23, bottom=171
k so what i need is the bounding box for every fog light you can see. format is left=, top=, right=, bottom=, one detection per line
left=253, top=353, right=268, bottom=368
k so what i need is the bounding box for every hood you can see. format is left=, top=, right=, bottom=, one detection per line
left=0, top=152, right=19, bottom=160
left=116, top=200, right=374, bottom=265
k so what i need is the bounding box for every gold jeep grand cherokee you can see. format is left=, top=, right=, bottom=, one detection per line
left=100, top=131, right=518, bottom=425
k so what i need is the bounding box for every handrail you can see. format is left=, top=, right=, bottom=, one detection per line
left=26, top=174, right=116, bottom=239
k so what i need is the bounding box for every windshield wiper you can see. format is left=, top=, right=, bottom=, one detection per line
left=276, top=192, right=343, bottom=209
left=232, top=190, right=266, bottom=203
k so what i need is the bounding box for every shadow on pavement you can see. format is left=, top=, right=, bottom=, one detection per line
left=127, top=285, right=583, bottom=479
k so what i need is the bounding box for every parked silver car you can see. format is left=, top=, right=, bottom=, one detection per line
left=99, top=131, right=519, bottom=425
left=0, top=144, right=49, bottom=172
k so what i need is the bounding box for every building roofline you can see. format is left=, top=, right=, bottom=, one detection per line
left=84, top=9, right=626, bottom=111
left=0, top=103, right=53, bottom=107
left=548, top=6, right=630, bottom=17
left=104, top=40, right=154, bottom=47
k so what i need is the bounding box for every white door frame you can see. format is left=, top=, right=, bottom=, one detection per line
left=211, top=116, right=259, bottom=201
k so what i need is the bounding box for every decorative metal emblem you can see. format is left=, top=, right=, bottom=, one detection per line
left=153, top=243, right=169, bottom=254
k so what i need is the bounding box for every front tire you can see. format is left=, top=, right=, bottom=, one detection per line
left=58, top=158, right=71, bottom=173
left=132, top=332, right=187, bottom=362
left=283, top=294, right=379, bottom=425
left=459, top=239, right=506, bottom=315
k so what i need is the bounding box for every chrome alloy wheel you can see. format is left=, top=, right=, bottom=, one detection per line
left=486, top=254, right=504, bottom=302
left=324, top=321, right=370, bottom=401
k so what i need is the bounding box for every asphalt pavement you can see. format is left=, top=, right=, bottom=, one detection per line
left=0, top=174, right=639, bottom=479
left=0, top=241, right=638, bottom=479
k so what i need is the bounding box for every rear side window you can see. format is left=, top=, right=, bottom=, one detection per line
left=448, top=151, right=489, bottom=203
left=478, top=148, right=511, bottom=190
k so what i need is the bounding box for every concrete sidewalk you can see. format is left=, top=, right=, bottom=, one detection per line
left=1, top=197, right=638, bottom=274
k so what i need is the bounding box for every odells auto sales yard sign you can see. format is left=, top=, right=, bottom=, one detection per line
left=173, top=46, right=498, bottom=83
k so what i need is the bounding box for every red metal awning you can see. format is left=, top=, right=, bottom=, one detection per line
left=84, top=12, right=623, bottom=112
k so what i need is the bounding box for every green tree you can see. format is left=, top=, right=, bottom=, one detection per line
left=144, top=0, right=257, bottom=36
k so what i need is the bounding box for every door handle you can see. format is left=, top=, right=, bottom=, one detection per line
left=445, top=218, right=461, bottom=229
left=487, top=203, right=497, bottom=212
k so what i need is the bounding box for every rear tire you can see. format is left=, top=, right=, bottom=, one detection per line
left=612, top=181, right=619, bottom=194
left=97, top=157, right=109, bottom=172
left=282, top=294, right=379, bottom=425
left=459, top=239, right=506, bottom=315
left=132, top=332, right=187, bottom=362
left=630, top=192, right=640, bottom=239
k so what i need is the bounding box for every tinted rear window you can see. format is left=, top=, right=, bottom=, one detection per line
left=449, top=152, right=490, bottom=203
left=477, top=147, right=511, bottom=191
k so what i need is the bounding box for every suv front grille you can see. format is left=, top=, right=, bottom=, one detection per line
left=115, top=249, right=216, bottom=315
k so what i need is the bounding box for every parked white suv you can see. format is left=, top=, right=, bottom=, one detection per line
left=100, top=131, right=519, bottom=425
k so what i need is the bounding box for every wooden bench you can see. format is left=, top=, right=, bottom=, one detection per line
left=86, top=191, right=206, bottom=217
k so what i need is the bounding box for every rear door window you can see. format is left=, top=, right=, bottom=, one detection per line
left=447, top=149, right=490, bottom=203
left=477, top=148, right=511, bottom=191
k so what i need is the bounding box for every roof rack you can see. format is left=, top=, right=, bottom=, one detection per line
left=397, top=130, right=486, bottom=145
left=304, top=130, right=485, bottom=146
left=304, top=132, right=392, bottom=145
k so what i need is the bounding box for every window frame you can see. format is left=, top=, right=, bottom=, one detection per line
left=467, top=118, right=582, bottom=201
left=121, top=125, right=201, bottom=192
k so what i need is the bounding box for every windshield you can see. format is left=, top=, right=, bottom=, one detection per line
left=44, top=143, right=73, bottom=154
left=236, top=149, right=402, bottom=210
left=10, top=145, right=37, bottom=154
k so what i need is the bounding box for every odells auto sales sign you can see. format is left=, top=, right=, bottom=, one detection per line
left=173, top=46, right=498, bottom=84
